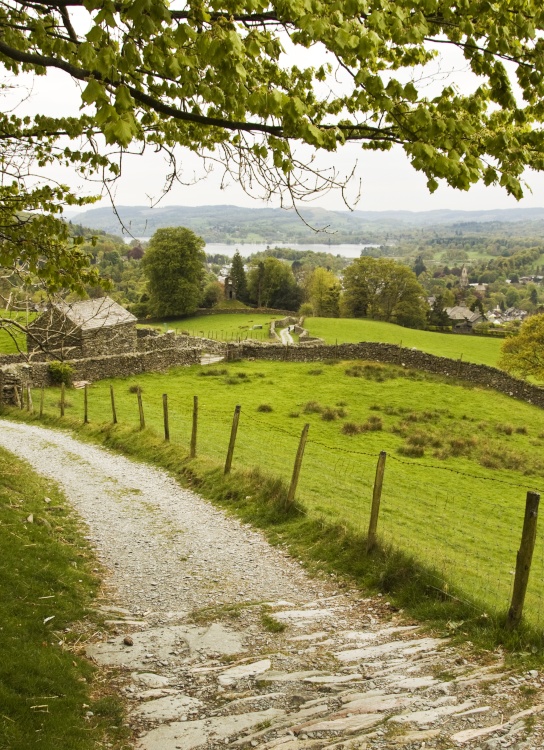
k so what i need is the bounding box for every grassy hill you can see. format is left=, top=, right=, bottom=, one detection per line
left=71, top=204, right=544, bottom=243
left=303, top=317, right=503, bottom=368
left=160, top=313, right=504, bottom=368
left=26, top=359, right=544, bottom=631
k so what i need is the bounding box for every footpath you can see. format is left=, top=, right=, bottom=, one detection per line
left=0, top=421, right=542, bottom=750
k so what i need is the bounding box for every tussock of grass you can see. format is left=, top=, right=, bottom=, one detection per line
left=303, top=400, right=323, bottom=414
left=308, top=368, right=323, bottom=376
left=257, top=403, right=273, bottom=412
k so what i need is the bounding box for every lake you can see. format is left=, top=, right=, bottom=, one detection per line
left=124, top=239, right=379, bottom=258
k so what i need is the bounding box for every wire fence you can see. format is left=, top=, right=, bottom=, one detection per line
left=19, top=380, right=544, bottom=628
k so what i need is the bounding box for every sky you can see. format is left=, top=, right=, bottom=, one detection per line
left=8, top=34, right=544, bottom=216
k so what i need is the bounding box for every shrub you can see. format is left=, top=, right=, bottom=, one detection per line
left=257, top=404, right=273, bottom=412
left=341, top=422, right=360, bottom=435
left=321, top=407, right=339, bottom=421
left=365, top=415, right=383, bottom=431
left=48, top=361, right=74, bottom=387
left=299, top=302, right=313, bottom=316
left=128, top=384, right=141, bottom=393
left=303, top=401, right=323, bottom=413
left=397, top=444, right=425, bottom=458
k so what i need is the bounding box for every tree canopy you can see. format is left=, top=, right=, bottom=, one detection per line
left=342, top=257, right=428, bottom=327
left=498, top=314, right=544, bottom=380
left=3, top=0, right=544, bottom=207
left=142, top=227, right=206, bottom=316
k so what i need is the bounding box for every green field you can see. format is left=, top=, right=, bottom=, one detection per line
left=304, top=317, right=503, bottom=367
left=0, top=309, right=34, bottom=354
left=26, top=359, right=544, bottom=628
left=152, top=312, right=279, bottom=341
left=154, top=312, right=504, bottom=367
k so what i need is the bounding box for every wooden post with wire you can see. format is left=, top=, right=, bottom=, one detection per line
left=367, top=451, right=387, bottom=553
left=163, top=393, right=170, bottom=441
left=60, top=383, right=65, bottom=417
left=457, top=353, right=463, bottom=377
left=84, top=383, right=88, bottom=424
left=39, top=387, right=44, bottom=418
left=287, top=423, right=310, bottom=508
left=110, top=384, right=117, bottom=424
left=137, top=387, right=145, bottom=430
left=190, top=395, right=198, bottom=458
left=224, top=405, right=241, bottom=474
left=26, top=384, right=33, bottom=413
left=507, top=490, right=540, bottom=629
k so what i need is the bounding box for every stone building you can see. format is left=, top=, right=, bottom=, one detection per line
left=224, top=275, right=236, bottom=301
left=27, top=296, right=137, bottom=358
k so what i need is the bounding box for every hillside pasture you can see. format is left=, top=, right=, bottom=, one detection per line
left=30, top=359, right=544, bottom=628
left=304, top=316, right=503, bottom=367
left=150, top=312, right=279, bottom=341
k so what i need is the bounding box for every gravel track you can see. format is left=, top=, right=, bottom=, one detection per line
left=0, top=420, right=316, bottom=615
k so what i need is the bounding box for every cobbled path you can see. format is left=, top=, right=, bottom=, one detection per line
left=1, top=420, right=542, bottom=750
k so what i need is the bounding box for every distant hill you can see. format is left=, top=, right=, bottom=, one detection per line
left=71, top=204, right=544, bottom=244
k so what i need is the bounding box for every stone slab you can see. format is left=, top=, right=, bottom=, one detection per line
left=131, top=673, right=171, bottom=688
left=132, top=694, right=203, bottom=722
left=390, top=700, right=474, bottom=725
left=218, top=659, right=271, bottom=686
left=335, top=638, right=444, bottom=662
left=136, top=708, right=285, bottom=750
left=87, top=623, right=244, bottom=668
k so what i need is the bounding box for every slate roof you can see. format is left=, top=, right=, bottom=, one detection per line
left=445, top=306, right=484, bottom=323
left=53, top=297, right=136, bottom=331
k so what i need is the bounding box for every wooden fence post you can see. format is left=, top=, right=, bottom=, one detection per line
left=457, top=353, right=463, bottom=377
left=190, top=395, right=198, bottom=458
left=224, top=405, right=241, bottom=474
left=84, top=383, right=89, bottom=424
left=39, top=387, right=44, bottom=418
left=367, top=451, right=387, bottom=553
left=287, top=423, right=310, bottom=507
left=26, top=384, right=33, bottom=412
left=507, top=490, right=540, bottom=629
left=110, top=385, right=117, bottom=424
left=60, top=383, right=65, bottom=417
left=163, top=393, right=170, bottom=441
left=137, top=387, right=145, bottom=430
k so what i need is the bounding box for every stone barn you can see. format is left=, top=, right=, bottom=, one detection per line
left=27, top=297, right=137, bottom=358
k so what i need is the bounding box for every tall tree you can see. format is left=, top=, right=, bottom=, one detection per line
left=498, top=314, right=544, bottom=380
left=307, top=268, right=340, bottom=317
left=230, top=251, right=249, bottom=303
left=247, top=257, right=301, bottom=310
left=342, top=257, right=428, bottom=328
left=142, top=227, right=206, bottom=317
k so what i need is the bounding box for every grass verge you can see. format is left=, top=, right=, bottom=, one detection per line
left=3, top=405, right=543, bottom=667
left=0, top=445, right=131, bottom=750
